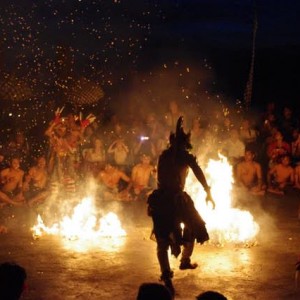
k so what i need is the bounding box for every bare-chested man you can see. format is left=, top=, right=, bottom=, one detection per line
left=0, top=157, right=24, bottom=206
left=236, top=149, right=266, bottom=196
left=97, top=162, right=131, bottom=201
left=23, top=156, right=49, bottom=207
left=131, top=154, right=155, bottom=200
left=267, top=154, right=294, bottom=195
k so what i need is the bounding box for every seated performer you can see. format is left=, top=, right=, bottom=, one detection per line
left=96, top=162, right=131, bottom=202
left=131, top=153, right=156, bottom=201
left=0, top=157, right=24, bottom=206
left=267, top=154, right=294, bottom=195
left=23, top=156, right=49, bottom=207
left=235, top=149, right=266, bottom=196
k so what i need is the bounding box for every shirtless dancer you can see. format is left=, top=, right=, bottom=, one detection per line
left=0, top=157, right=24, bottom=206
left=236, top=149, right=266, bottom=196
left=23, top=156, right=49, bottom=207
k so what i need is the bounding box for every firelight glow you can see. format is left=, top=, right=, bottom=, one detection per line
left=31, top=197, right=127, bottom=250
left=186, top=154, right=260, bottom=245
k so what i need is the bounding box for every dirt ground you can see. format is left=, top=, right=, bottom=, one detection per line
left=0, top=190, right=300, bottom=300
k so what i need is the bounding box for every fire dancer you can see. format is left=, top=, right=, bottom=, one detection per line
left=147, top=116, right=215, bottom=294
left=45, top=108, right=71, bottom=182
left=45, top=108, right=96, bottom=198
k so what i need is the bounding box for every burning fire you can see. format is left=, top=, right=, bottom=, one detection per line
left=31, top=197, right=126, bottom=250
left=186, top=154, right=259, bottom=246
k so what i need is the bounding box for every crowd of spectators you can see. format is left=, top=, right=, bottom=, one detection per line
left=0, top=100, right=299, bottom=299
left=0, top=100, right=299, bottom=217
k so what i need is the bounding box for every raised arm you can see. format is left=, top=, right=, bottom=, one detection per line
left=107, top=141, right=117, bottom=154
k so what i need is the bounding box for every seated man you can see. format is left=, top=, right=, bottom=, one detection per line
left=235, top=149, right=266, bottom=196
left=267, top=154, right=294, bottom=195
left=23, top=156, right=50, bottom=207
left=0, top=157, right=24, bottom=206
left=96, top=162, right=131, bottom=202
left=131, top=153, right=156, bottom=201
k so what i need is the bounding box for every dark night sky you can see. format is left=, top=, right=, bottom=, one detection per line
left=0, top=0, right=300, bottom=110
left=144, top=0, right=300, bottom=107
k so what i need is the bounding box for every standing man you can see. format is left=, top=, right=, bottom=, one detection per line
left=147, top=117, right=215, bottom=296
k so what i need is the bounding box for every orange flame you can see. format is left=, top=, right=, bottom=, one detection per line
left=186, top=154, right=259, bottom=245
left=31, top=197, right=126, bottom=250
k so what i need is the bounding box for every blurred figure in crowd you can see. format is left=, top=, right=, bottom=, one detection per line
left=236, top=149, right=266, bottom=196
left=0, top=157, right=25, bottom=206
left=267, top=154, right=294, bottom=195
left=23, top=156, right=49, bottom=207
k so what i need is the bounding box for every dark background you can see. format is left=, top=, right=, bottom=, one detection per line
left=0, top=0, right=299, bottom=114
left=142, top=0, right=300, bottom=108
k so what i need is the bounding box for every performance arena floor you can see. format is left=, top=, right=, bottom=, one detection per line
left=0, top=191, right=299, bottom=300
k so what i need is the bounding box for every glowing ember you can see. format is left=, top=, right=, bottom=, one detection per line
left=31, top=197, right=126, bottom=242
left=186, top=154, right=259, bottom=245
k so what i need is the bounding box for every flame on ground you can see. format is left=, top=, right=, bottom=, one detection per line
left=31, top=197, right=126, bottom=250
left=186, top=154, right=260, bottom=246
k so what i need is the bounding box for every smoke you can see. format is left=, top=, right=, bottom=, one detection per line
left=108, top=59, right=223, bottom=126
left=232, top=188, right=278, bottom=244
